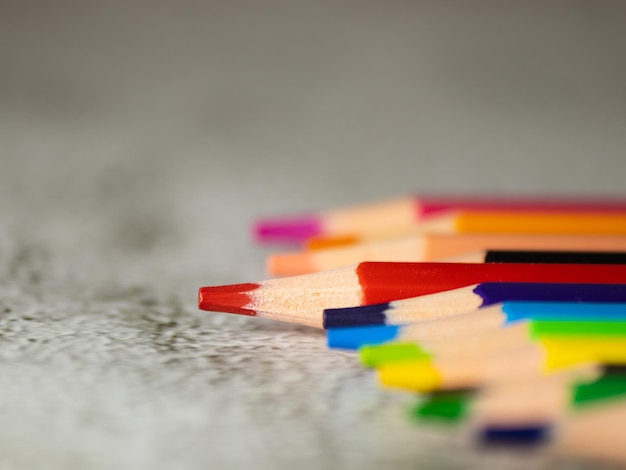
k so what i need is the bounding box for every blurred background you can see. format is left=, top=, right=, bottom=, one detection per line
left=1, top=1, right=625, bottom=469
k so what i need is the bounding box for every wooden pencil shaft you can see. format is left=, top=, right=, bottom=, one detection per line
left=554, top=401, right=626, bottom=463
left=398, top=305, right=507, bottom=342
left=471, top=371, right=598, bottom=427
left=415, top=321, right=530, bottom=358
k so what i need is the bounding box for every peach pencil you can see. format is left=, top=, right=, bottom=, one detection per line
left=270, top=235, right=626, bottom=276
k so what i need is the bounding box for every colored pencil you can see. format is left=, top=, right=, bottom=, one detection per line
left=354, top=325, right=548, bottom=368
left=377, top=337, right=626, bottom=393
left=480, top=396, right=626, bottom=462
left=413, top=367, right=620, bottom=426
left=376, top=344, right=559, bottom=393
left=198, top=262, right=626, bottom=328
left=253, top=195, right=626, bottom=244
left=356, top=324, right=530, bottom=367
left=338, top=305, right=510, bottom=346
left=304, top=210, right=626, bottom=249
left=270, top=237, right=626, bottom=275
left=324, top=282, right=626, bottom=328
left=327, top=302, right=626, bottom=350
left=358, top=305, right=626, bottom=367
left=475, top=250, right=626, bottom=265
left=472, top=372, right=626, bottom=429
left=551, top=400, right=626, bottom=463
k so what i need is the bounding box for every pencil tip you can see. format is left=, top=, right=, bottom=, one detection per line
left=478, top=426, right=550, bottom=446
left=198, top=283, right=260, bottom=315
left=327, top=324, right=400, bottom=350
left=323, top=303, right=390, bottom=328
left=305, top=234, right=360, bottom=250
left=252, top=216, right=322, bottom=243
left=267, top=251, right=316, bottom=276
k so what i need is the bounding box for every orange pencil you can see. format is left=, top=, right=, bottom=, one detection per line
left=305, top=211, right=626, bottom=250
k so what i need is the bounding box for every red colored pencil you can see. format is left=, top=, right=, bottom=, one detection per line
left=198, top=262, right=626, bottom=328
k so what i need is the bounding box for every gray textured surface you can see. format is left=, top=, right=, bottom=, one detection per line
left=1, top=1, right=626, bottom=468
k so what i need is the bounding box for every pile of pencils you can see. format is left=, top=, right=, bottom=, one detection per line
left=199, top=195, right=626, bottom=464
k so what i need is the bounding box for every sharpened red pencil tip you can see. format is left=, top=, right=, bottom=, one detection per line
left=198, top=283, right=260, bottom=316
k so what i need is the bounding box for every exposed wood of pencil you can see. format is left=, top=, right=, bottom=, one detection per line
left=554, top=400, right=626, bottom=463
left=378, top=343, right=552, bottom=392
left=471, top=368, right=601, bottom=427
left=393, top=305, right=507, bottom=342
left=414, top=319, right=530, bottom=358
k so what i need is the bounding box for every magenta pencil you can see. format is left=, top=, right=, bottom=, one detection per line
left=253, top=195, right=626, bottom=243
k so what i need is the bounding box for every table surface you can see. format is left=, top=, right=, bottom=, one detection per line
left=2, top=1, right=626, bottom=469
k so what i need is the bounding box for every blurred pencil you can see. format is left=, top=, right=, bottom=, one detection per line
left=304, top=210, right=626, bottom=249
left=377, top=337, right=626, bottom=393
left=551, top=399, right=626, bottom=463
left=270, top=238, right=626, bottom=276
left=358, top=310, right=626, bottom=368
left=376, top=344, right=558, bottom=393
left=472, top=370, right=626, bottom=430
left=359, top=324, right=533, bottom=367
left=413, top=367, right=618, bottom=427
left=479, top=393, right=626, bottom=463
left=253, top=195, right=626, bottom=244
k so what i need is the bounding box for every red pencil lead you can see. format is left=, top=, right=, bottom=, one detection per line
left=198, top=283, right=259, bottom=316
